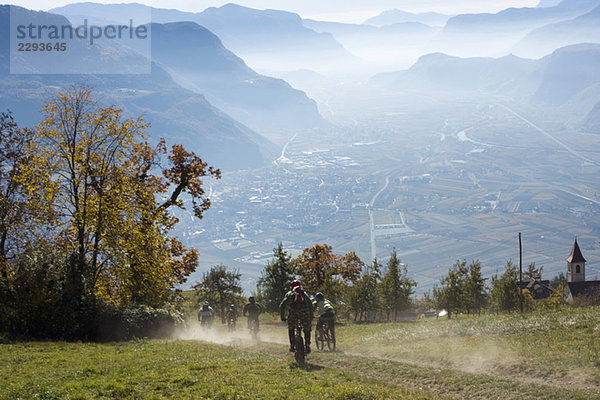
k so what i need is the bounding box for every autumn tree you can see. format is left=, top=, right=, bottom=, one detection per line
left=540, top=286, right=565, bottom=310
left=194, top=265, right=242, bottom=324
left=97, top=142, right=217, bottom=306
left=0, top=111, right=61, bottom=333
left=21, top=85, right=219, bottom=307
left=256, top=243, right=295, bottom=313
left=293, top=244, right=363, bottom=304
left=0, top=112, right=24, bottom=278
left=378, top=251, right=416, bottom=321
left=0, top=112, right=52, bottom=279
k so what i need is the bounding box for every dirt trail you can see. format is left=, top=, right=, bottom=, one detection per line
left=175, top=323, right=600, bottom=399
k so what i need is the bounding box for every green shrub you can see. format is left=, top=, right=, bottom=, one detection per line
left=0, top=244, right=95, bottom=340
left=1, top=242, right=184, bottom=341
left=94, top=303, right=184, bottom=341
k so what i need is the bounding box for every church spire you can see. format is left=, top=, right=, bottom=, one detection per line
left=567, top=238, right=586, bottom=264
left=567, top=238, right=586, bottom=283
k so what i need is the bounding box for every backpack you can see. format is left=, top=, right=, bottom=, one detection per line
left=292, top=286, right=306, bottom=304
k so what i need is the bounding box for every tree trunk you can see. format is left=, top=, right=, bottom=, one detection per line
left=0, top=229, right=7, bottom=280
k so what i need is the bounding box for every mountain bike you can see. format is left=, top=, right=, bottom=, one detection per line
left=315, top=317, right=335, bottom=351
left=200, top=315, right=213, bottom=330
left=248, top=317, right=259, bottom=339
left=227, top=316, right=236, bottom=332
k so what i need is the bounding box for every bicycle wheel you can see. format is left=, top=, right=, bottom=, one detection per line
left=249, top=319, right=258, bottom=339
left=316, top=327, right=324, bottom=350
left=329, top=323, right=336, bottom=351
left=294, top=329, right=305, bottom=365
left=323, top=329, right=332, bottom=351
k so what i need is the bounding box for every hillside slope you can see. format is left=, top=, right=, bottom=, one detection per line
left=0, top=6, right=275, bottom=170
left=513, top=5, right=600, bottom=59
left=150, top=21, right=325, bottom=132
left=533, top=43, right=600, bottom=106
left=584, top=102, right=600, bottom=132
left=2, top=308, right=600, bottom=399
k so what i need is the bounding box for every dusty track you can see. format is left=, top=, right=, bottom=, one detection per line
left=176, top=322, right=600, bottom=400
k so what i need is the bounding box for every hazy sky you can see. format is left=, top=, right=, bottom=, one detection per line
left=10, top=0, right=541, bottom=22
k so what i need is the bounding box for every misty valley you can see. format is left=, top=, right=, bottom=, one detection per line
left=180, top=94, right=600, bottom=294
left=2, top=0, right=600, bottom=294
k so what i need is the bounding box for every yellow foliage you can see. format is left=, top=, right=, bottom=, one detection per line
left=19, top=85, right=218, bottom=307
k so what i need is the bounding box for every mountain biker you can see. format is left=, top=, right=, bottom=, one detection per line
left=313, top=292, right=335, bottom=343
left=198, top=301, right=214, bottom=328
left=243, top=296, right=262, bottom=331
left=280, top=280, right=313, bottom=354
left=226, top=304, right=238, bottom=330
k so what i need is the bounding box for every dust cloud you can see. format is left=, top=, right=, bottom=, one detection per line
left=173, top=321, right=289, bottom=348
left=174, top=320, right=517, bottom=382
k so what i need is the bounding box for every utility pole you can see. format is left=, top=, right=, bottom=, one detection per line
left=519, top=232, right=523, bottom=313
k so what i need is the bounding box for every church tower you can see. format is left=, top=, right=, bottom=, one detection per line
left=567, top=238, right=587, bottom=283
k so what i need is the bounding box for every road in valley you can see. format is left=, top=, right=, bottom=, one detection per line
left=497, top=104, right=599, bottom=166
left=369, top=176, right=390, bottom=261
left=274, top=133, right=298, bottom=165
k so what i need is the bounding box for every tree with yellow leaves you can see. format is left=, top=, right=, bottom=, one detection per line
left=293, top=243, right=363, bottom=305
left=21, top=85, right=220, bottom=307
left=0, top=112, right=30, bottom=279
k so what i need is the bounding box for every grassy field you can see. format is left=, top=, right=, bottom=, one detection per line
left=2, top=307, right=600, bottom=399
left=0, top=340, right=434, bottom=400
left=337, top=308, right=600, bottom=388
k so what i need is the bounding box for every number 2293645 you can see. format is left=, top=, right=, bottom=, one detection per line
left=17, top=42, right=67, bottom=52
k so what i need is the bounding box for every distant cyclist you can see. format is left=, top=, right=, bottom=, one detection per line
left=313, top=292, right=335, bottom=344
left=243, top=296, right=263, bottom=331
left=280, top=280, right=313, bottom=353
left=198, top=301, right=214, bottom=328
left=226, top=304, right=238, bottom=331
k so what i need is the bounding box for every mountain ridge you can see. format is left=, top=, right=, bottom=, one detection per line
left=50, top=2, right=360, bottom=75
left=149, top=21, right=326, bottom=132
left=430, top=0, right=600, bottom=58
left=1, top=5, right=277, bottom=170
left=512, top=5, right=600, bottom=58
left=370, top=43, right=600, bottom=132
left=47, top=3, right=327, bottom=133
left=370, top=52, right=544, bottom=97
left=364, top=9, right=451, bottom=27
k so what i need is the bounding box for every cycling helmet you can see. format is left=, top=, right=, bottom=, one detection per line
left=230, top=304, right=235, bottom=308
left=315, top=292, right=324, bottom=300
left=204, top=301, right=209, bottom=306
left=291, top=279, right=301, bottom=288
left=248, top=296, right=255, bottom=302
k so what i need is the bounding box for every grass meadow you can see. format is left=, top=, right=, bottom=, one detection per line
left=1, top=307, right=600, bottom=399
